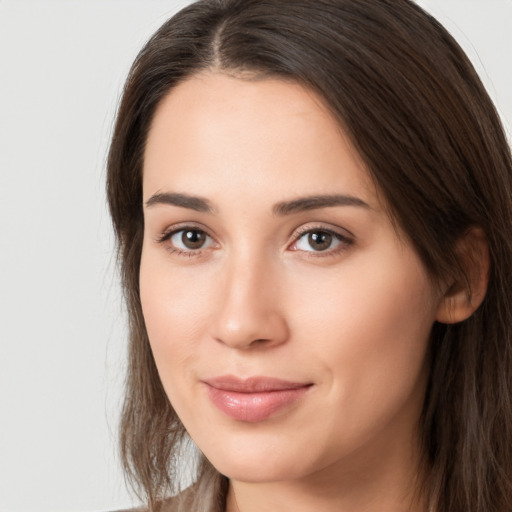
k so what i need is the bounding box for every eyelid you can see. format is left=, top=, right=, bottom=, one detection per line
left=287, top=223, right=355, bottom=255
left=153, top=221, right=354, bottom=257
left=155, top=221, right=213, bottom=242
left=290, top=223, right=354, bottom=244
left=155, top=222, right=218, bottom=255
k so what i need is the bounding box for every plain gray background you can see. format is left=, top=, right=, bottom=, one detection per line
left=0, top=1, right=511, bottom=511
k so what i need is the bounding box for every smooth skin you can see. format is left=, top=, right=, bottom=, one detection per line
left=140, top=73, right=487, bottom=512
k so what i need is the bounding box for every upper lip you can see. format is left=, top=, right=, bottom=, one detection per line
left=203, top=375, right=312, bottom=393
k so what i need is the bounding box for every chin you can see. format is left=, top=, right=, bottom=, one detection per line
left=198, top=431, right=316, bottom=483
left=212, top=457, right=304, bottom=484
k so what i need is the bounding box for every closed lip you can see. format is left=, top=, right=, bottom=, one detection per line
left=203, top=375, right=313, bottom=422
left=203, top=375, right=312, bottom=392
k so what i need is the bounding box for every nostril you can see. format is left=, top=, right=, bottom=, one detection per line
left=251, top=338, right=270, bottom=345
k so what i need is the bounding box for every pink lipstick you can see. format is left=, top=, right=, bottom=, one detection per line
left=204, top=376, right=312, bottom=422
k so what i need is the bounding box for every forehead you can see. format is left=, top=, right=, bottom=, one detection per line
left=143, top=72, right=376, bottom=206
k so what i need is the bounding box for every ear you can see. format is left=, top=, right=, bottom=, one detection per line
left=436, top=227, right=489, bottom=324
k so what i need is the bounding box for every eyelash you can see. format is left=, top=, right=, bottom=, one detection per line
left=156, top=224, right=354, bottom=259
left=156, top=223, right=214, bottom=258
left=290, top=225, right=353, bottom=258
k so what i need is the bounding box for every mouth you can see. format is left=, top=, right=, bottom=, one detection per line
left=202, top=375, right=313, bottom=423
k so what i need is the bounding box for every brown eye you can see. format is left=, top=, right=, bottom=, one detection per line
left=308, top=231, right=333, bottom=251
left=181, top=229, right=206, bottom=249
left=166, top=228, right=214, bottom=253
left=290, top=227, right=351, bottom=255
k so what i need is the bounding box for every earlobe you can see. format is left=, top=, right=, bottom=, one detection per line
left=435, top=227, right=490, bottom=324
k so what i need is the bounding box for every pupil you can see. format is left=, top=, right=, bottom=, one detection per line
left=182, top=230, right=206, bottom=249
left=309, top=231, right=332, bottom=251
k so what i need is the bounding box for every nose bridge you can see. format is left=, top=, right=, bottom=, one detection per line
left=211, top=245, right=288, bottom=349
left=229, top=244, right=268, bottom=300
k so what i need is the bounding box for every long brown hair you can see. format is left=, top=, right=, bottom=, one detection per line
left=107, top=1, right=512, bottom=511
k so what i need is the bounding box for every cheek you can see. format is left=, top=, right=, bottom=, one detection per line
left=294, top=241, right=436, bottom=350
left=288, top=248, right=436, bottom=430
left=139, top=247, right=217, bottom=386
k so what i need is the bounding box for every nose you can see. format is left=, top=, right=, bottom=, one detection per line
left=210, top=253, right=290, bottom=350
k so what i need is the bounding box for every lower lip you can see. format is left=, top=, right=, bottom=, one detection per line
left=205, top=385, right=311, bottom=422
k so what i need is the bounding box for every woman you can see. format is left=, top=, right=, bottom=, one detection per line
left=107, top=1, right=512, bottom=511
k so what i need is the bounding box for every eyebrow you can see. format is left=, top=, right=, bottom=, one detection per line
left=144, top=192, right=370, bottom=215
left=145, top=192, right=214, bottom=213
left=272, top=194, right=370, bottom=215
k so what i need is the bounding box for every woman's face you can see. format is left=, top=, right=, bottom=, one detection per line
left=140, top=73, right=442, bottom=483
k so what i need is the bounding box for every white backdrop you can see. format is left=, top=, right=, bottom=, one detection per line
left=0, top=1, right=510, bottom=511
